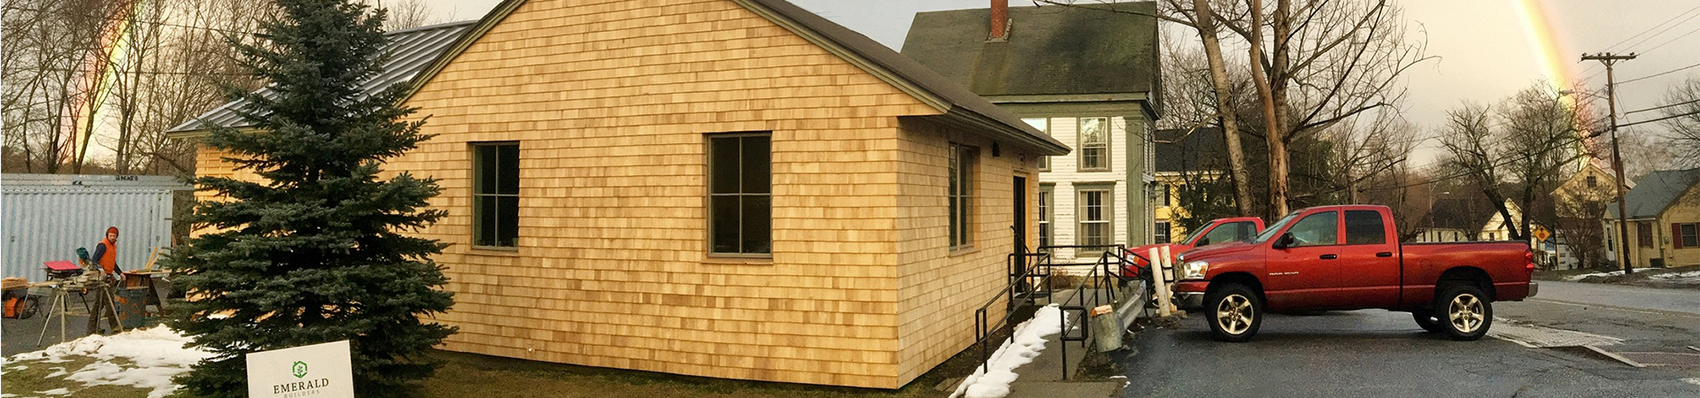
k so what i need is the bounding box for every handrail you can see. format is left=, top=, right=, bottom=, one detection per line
left=1053, top=247, right=1135, bottom=379
left=969, top=251, right=1053, bottom=374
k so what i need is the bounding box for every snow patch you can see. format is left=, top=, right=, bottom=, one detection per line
left=949, top=304, right=1068, bottom=398
left=1684, top=377, right=1700, bottom=386
left=1649, top=270, right=1700, bottom=281
left=1564, top=270, right=1624, bottom=281
left=35, top=388, right=71, bottom=396
left=3, top=326, right=212, bottom=398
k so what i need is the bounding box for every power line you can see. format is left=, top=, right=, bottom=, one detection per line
left=1619, top=61, right=1700, bottom=86
left=1578, top=4, right=1700, bottom=77
left=1617, top=9, right=1700, bottom=53
left=1601, top=4, right=1700, bottom=52
left=1, top=4, right=256, bottom=36
left=1625, top=98, right=1700, bottom=115
left=1634, top=24, right=1700, bottom=56
left=1619, top=109, right=1700, bottom=128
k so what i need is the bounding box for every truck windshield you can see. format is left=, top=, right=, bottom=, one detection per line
left=1252, top=212, right=1303, bottom=243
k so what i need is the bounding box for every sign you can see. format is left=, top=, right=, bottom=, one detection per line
left=1533, top=226, right=1551, bottom=243
left=247, top=340, right=354, bottom=398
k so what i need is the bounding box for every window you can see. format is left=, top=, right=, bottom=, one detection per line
left=473, top=142, right=520, bottom=248
left=1200, top=222, right=1250, bottom=247
left=1344, top=210, right=1387, bottom=245
left=1077, top=186, right=1114, bottom=250
left=1078, top=117, right=1110, bottom=171
left=1039, top=184, right=1054, bottom=247
left=950, top=143, right=978, bottom=250
left=709, top=133, right=772, bottom=255
left=1680, top=223, right=1697, bottom=248
left=1157, top=183, right=1171, bottom=206
left=1285, top=211, right=1338, bottom=247
left=1637, top=222, right=1653, bottom=248
left=1585, top=175, right=1598, bottom=188
left=1025, top=118, right=1050, bottom=171
left=1154, top=221, right=1170, bottom=243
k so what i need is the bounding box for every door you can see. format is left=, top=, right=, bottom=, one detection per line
left=1264, top=211, right=1344, bottom=310
left=1336, top=209, right=1401, bottom=307
left=1013, top=176, right=1027, bottom=253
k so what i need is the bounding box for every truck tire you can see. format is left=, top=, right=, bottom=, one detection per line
left=1435, top=282, right=1493, bottom=341
left=1411, top=312, right=1443, bottom=333
left=1205, top=283, right=1262, bottom=342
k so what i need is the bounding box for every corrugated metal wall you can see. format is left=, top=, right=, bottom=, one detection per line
left=3, top=178, right=181, bottom=282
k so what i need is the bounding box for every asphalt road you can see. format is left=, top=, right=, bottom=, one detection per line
left=1115, top=283, right=1700, bottom=398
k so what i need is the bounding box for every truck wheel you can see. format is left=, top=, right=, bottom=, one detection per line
left=1411, top=312, right=1443, bottom=333
left=1206, top=284, right=1262, bottom=342
left=1435, top=283, right=1493, bottom=341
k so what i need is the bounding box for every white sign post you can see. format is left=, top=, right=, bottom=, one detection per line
left=247, top=340, right=355, bottom=398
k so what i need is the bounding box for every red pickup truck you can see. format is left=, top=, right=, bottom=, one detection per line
left=1122, top=217, right=1264, bottom=278
left=1170, top=205, right=1537, bottom=342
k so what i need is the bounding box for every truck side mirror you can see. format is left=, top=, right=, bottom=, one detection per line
left=1272, top=233, right=1294, bottom=249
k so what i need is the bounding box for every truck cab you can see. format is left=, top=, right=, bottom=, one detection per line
left=1122, top=217, right=1264, bottom=278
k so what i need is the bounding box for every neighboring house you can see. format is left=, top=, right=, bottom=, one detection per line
left=168, top=0, right=1069, bottom=389
left=1606, top=168, right=1700, bottom=269
left=1151, top=127, right=1226, bottom=243
left=1549, top=163, right=1623, bottom=269
left=1478, top=199, right=1532, bottom=242
left=902, top=1, right=1161, bottom=261
left=1412, top=196, right=1492, bottom=243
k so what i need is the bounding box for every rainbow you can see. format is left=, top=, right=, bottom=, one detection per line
left=1512, top=0, right=1605, bottom=170
left=1511, top=0, right=1576, bottom=92
left=62, top=0, right=146, bottom=165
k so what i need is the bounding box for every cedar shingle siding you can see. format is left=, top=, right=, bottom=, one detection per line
left=187, top=0, right=1061, bottom=389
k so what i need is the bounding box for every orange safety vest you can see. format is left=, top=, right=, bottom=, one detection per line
left=98, top=238, right=118, bottom=275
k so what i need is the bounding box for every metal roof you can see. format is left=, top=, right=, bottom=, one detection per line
left=1607, top=168, right=1700, bottom=220
left=165, top=20, right=478, bottom=135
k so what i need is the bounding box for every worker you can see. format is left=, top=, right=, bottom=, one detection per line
left=86, top=226, right=122, bottom=335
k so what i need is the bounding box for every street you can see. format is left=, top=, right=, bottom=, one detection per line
left=1114, top=282, right=1700, bottom=398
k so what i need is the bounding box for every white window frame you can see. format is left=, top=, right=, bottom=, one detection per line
left=1078, top=117, right=1111, bottom=172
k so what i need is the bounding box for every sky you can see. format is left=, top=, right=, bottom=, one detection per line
left=418, top=0, right=1700, bottom=166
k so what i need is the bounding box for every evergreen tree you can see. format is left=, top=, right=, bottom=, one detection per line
left=165, top=0, right=454, bottom=396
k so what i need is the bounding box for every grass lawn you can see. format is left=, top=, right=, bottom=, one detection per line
left=1, top=356, right=156, bottom=398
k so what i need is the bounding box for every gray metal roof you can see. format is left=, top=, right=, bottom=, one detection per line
left=1607, top=168, right=1700, bottom=220
left=165, top=20, right=478, bottom=134
left=901, top=2, right=1160, bottom=99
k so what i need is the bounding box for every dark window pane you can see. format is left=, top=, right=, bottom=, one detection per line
left=742, top=195, right=771, bottom=253
left=949, top=147, right=959, bottom=196
left=499, top=144, right=520, bottom=195
left=711, top=138, right=740, bottom=194
left=1288, top=211, right=1338, bottom=247
left=498, top=195, right=519, bottom=247
left=742, top=137, right=770, bottom=194
left=1203, top=225, right=1237, bottom=246
left=1234, top=222, right=1257, bottom=241
left=1345, top=210, right=1386, bottom=245
left=476, top=196, right=497, bottom=246
left=476, top=146, right=497, bottom=195
left=949, top=196, right=959, bottom=247
left=711, top=196, right=740, bottom=253
left=959, top=196, right=971, bottom=245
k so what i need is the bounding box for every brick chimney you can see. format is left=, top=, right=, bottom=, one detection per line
left=989, top=0, right=1009, bottom=41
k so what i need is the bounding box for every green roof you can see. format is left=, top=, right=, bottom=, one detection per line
left=1608, top=168, right=1700, bottom=220
left=900, top=2, right=1160, bottom=99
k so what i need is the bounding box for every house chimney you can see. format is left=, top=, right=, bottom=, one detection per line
left=989, top=0, right=1009, bottom=41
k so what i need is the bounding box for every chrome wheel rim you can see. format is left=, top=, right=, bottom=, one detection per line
left=1216, top=294, right=1253, bottom=335
left=1448, top=294, right=1485, bottom=333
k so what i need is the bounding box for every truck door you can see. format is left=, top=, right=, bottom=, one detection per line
left=1335, top=209, right=1401, bottom=308
left=1264, top=211, right=1342, bottom=310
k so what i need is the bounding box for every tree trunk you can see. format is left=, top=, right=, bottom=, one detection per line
left=1248, top=0, right=1288, bottom=218
left=1191, top=0, right=1255, bottom=216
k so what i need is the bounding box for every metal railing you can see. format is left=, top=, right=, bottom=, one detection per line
left=969, top=251, right=1053, bottom=373
left=1054, top=247, right=1135, bottom=379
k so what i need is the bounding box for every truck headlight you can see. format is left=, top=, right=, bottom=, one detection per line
left=1181, top=260, right=1209, bottom=280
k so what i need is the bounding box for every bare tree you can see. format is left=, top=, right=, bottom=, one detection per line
left=365, top=0, right=436, bottom=31
left=1658, top=76, right=1700, bottom=167
left=1439, top=85, right=1593, bottom=242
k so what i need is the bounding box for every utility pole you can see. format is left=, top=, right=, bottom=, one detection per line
left=1582, top=52, right=1636, bottom=275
